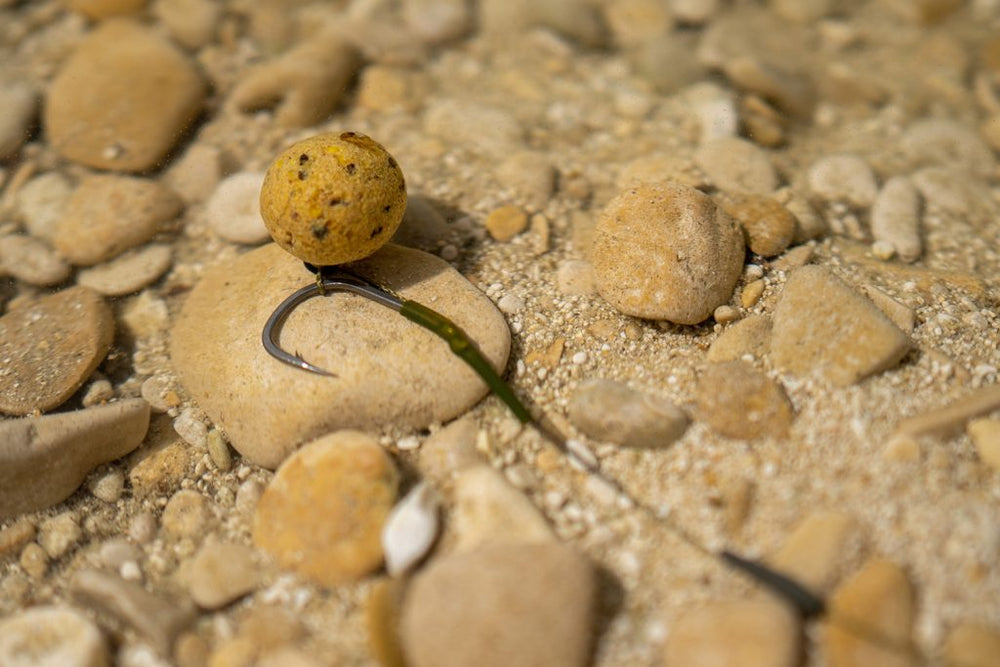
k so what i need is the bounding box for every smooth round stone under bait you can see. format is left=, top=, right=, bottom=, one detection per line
left=260, top=131, right=407, bottom=266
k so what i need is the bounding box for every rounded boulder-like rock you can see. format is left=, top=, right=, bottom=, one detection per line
left=591, top=182, right=744, bottom=324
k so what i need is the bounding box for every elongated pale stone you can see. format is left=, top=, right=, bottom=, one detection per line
left=871, top=177, right=922, bottom=263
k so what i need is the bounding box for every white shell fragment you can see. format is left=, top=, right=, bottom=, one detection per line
left=381, top=481, right=440, bottom=576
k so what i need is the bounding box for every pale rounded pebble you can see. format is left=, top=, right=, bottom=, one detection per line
left=55, top=175, right=182, bottom=266
left=0, top=286, right=114, bottom=415
left=718, top=193, right=797, bottom=257
left=628, top=32, right=705, bottom=94
left=0, top=606, right=109, bottom=667
left=723, top=57, right=816, bottom=118
left=173, top=408, right=208, bottom=448
left=943, top=623, right=1000, bottom=667
left=161, top=489, right=211, bottom=540
left=38, top=512, right=82, bottom=559
left=45, top=19, right=207, bottom=171
left=556, top=259, right=596, bottom=297
left=181, top=539, right=261, bottom=609
left=707, top=314, right=772, bottom=362
left=0, top=520, right=36, bottom=559
left=695, top=360, right=794, bottom=440
left=127, top=439, right=191, bottom=499
left=88, top=469, right=125, bottom=503
left=968, top=418, right=1000, bottom=471
left=357, top=65, right=423, bottom=113
left=163, top=143, right=222, bottom=205
left=870, top=178, right=928, bottom=261
left=20, top=542, right=49, bottom=579
left=0, top=234, right=71, bottom=286
left=769, top=511, right=861, bottom=594
left=382, top=482, right=440, bottom=576
left=479, top=0, right=606, bottom=47
left=206, top=429, right=233, bottom=472
left=400, top=542, right=596, bottom=667
left=68, top=0, right=144, bottom=19
left=484, top=205, right=528, bottom=242
left=671, top=0, right=720, bottom=24
left=663, top=598, right=799, bottom=667
left=687, top=83, right=738, bottom=142
left=154, top=0, right=221, bottom=50
left=77, top=244, right=173, bottom=296
left=785, top=192, right=828, bottom=242
left=591, top=182, right=745, bottom=324
left=81, top=378, right=114, bottom=407
left=871, top=239, right=896, bottom=260
left=824, top=559, right=914, bottom=666
left=695, top=137, right=778, bottom=194
left=603, top=0, right=672, bottom=48
left=139, top=375, right=179, bottom=413
left=424, top=99, right=524, bottom=157
left=495, top=152, right=556, bottom=210
left=253, top=431, right=398, bottom=586
left=0, top=80, right=37, bottom=160
left=741, top=279, right=765, bottom=308
left=128, top=512, right=157, bottom=545
left=453, top=465, right=554, bottom=551
left=567, top=378, right=689, bottom=449
left=229, top=29, right=360, bottom=128
left=235, top=480, right=263, bottom=515
left=770, top=266, right=911, bottom=386
left=713, top=304, right=740, bottom=323
left=205, top=172, right=268, bottom=244
left=418, top=416, right=482, bottom=480
left=807, top=154, right=879, bottom=208
left=71, top=570, right=197, bottom=655
left=980, top=114, right=1000, bottom=151
left=98, top=538, right=141, bottom=570
left=497, top=293, right=524, bottom=315
left=171, top=244, right=510, bottom=469
left=900, top=118, right=996, bottom=178
left=15, top=172, right=73, bottom=242
left=403, top=0, right=472, bottom=44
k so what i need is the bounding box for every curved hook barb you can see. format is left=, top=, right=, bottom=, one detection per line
left=261, top=269, right=404, bottom=376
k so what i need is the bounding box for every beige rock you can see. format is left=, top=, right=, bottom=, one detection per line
left=859, top=286, right=915, bottom=334
left=0, top=234, right=71, bottom=287
left=366, top=578, right=407, bottom=667
left=871, top=177, right=922, bottom=263
left=45, top=19, right=206, bottom=171
left=694, top=137, right=778, bottom=194
left=181, top=539, right=262, bottom=609
left=893, top=384, right=1000, bottom=441
left=808, top=154, right=879, bottom=208
left=943, top=623, right=1000, bottom=667
left=663, top=598, right=800, bottom=667
left=824, top=559, right=916, bottom=667
left=229, top=30, right=360, bottom=128
left=357, top=65, right=423, bottom=113
left=0, top=287, right=114, bottom=415
left=723, top=57, right=816, bottom=118
left=0, top=606, right=109, bottom=667
left=77, top=244, right=173, bottom=296
left=154, top=0, right=221, bottom=50
left=591, top=182, right=744, bottom=324
left=695, top=360, right=794, bottom=440
left=401, top=542, right=596, bottom=667
left=171, top=243, right=509, bottom=469
left=161, top=489, right=212, bottom=540
left=567, top=378, right=689, bottom=449
left=718, top=193, right=797, bottom=257
left=770, top=511, right=861, bottom=594
left=127, top=415, right=191, bottom=497
left=253, top=431, right=398, bottom=587
left=741, top=279, right=765, bottom=307
left=68, top=0, right=145, bottom=19
left=496, top=152, right=556, bottom=211
left=424, top=99, right=524, bottom=158
left=453, top=465, right=555, bottom=551
left=0, top=519, right=36, bottom=559
left=418, top=416, right=482, bottom=481
left=485, top=205, right=528, bottom=242
left=205, top=172, right=268, bottom=245
left=770, top=266, right=911, bottom=386
left=707, top=314, right=772, bottom=362
left=0, top=81, right=37, bottom=161
left=55, top=175, right=182, bottom=266
left=968, top=418, right=1000, bottom=472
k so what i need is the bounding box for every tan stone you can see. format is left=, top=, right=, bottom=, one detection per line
left=591, top=182, right=744, bottom=324
left=695, top=360, right=794, bottom=440
left=171, top=243, right=510, bottom=469
left=400, top=542, right=595, bottom=667
left=824, top=559, right=917, bottom=667
left=366, top=578, right=407, bottom=667
left=770, top=511, right=861, bottom=594
left=45, top=19, right=206, bottom=171
left=55, top=175, right=182, bottom=266
left=707, top=314, right=772, bottom=362
left=485, top=205, right=528, bottom=242
left=718, top=193, right=796, bottom=257
left=253, top=431, right=398, bottom=587
left=0, top=287, right=114, bottom=414
left=663, top=598, right=800, bottom=667
left=968, top=418, right=1000, bottom=472
left=68, top=0, right=145, bottom=19
left=943, top=623, right=1000, bottom=667
left=452, top=465, right=555, bottom=551
left=770, top=266, right=911, bottom=386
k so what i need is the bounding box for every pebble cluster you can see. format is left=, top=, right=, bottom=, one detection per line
left=0, top=0, right=998, bottom=666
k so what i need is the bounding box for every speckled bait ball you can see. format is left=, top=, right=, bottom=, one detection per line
left=260, top=132, right=406, bottom=266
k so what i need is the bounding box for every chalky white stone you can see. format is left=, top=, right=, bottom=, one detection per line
left=381, top=482, right=440, bottom=576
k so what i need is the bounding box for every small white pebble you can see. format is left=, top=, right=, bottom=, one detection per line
left=119, top=561, right=143, bottom=581
left=571, top=351, right=588, bottom=365
left=397, top=435, right=421, bottom=451
left=871, top=239, right=896, bottom=260
left=713, top=305, right=740, bottom=323
left=566, top=439, right=598, bottom=471
left=382, top=482, right=440, bottom=576
left=744, top=264, right=764, bottom=280
left=205, top=172, right=269, bottom=244
left=497, top=293, right=525, bottom=315
left=173, top=408, right=208, bottom=448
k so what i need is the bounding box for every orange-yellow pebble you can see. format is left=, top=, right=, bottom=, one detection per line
left=260, top=132, right=406, bottom=266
